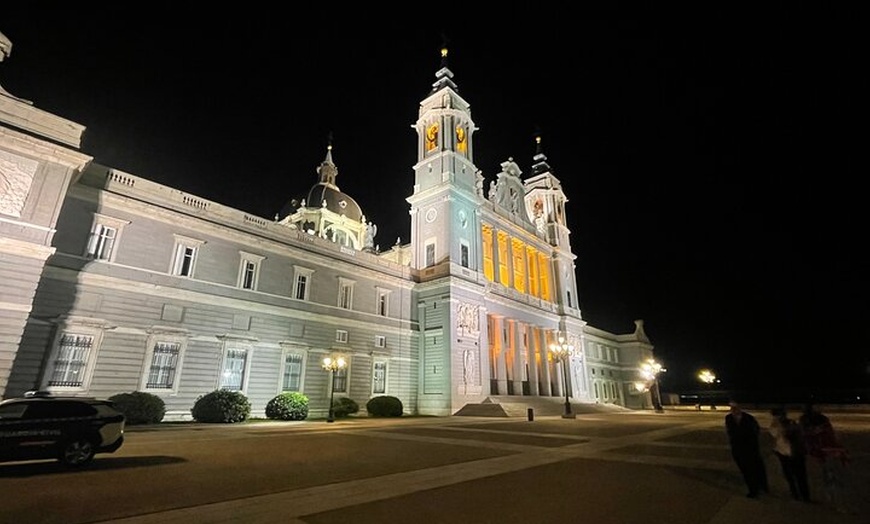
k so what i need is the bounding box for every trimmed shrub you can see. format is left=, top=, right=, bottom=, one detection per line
left=191, top=389, right=251, bottom=423
left=332, top=396, right=359, bottom=418
left=265, top=392, right=309, bottom=421
left=366, top=395, right=404, bottom=417
left=108, top=391, right=166, bottom=425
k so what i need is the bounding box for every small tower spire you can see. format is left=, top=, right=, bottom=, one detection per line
left=317, top=133, right=338, bottom=187
left=531, top=128, right=552, bottom=176
left=440, top=33, right=449, bottom=68
left=431, top=38, right=458, bottom=93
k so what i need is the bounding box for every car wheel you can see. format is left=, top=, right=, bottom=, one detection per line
left=59, top=438, right=96, bottom=467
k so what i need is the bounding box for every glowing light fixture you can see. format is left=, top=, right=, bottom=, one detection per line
left=322, top=356, right=347, bottom=423
left=549, top=335, right=576, bottom=419
left=640, top=358, right=666, bottom=413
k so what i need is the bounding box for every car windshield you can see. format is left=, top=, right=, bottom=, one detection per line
left=93, top=404, right=120, bottom=416
left=0, top=403, right=28, bottom=419
left=23, top=401, right=97, bottom=419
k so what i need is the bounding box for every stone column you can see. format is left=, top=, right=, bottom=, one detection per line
left=514, top=320, right=531, bottom=395
left=510, top=320, right=523, bottom=396
left=527, top=326, right=541, bottom=396
left=493, top=316, right=508, bottom=395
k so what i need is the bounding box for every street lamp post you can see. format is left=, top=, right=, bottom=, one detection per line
left=549, top=335, right=576, bottom=419
left=634, top=382, right=650, bottom=409
left=321, top=355, right=346, bottom=423
left=697, top=369, right=718, bottom=410
left=640, top=358, right=666, bottom=413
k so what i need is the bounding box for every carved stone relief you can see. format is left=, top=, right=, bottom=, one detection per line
left=462, top=345, right=476, bottom=386
left=457, top=302, right=481, bottom=387
left=0, top=149, right=38, bottom=218
left=457, top=302, right=479, bottom=336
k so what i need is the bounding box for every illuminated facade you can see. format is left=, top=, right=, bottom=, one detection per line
left=0, top=34, right=657, bottom=419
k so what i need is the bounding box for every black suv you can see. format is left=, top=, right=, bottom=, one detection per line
left=0, top=393, right=125, bottom=467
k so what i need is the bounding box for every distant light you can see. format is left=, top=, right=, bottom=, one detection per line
left=698, top=369, right=716, bottom=384
left=640, top=358, right=664, bottom=381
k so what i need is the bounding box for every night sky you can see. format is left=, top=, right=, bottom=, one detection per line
left=2, top=8, right=864, bottom=397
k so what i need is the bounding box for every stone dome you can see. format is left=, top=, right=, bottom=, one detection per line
left=305, top=182, right=363, bottom=222
left=274, top=142, right=364, bottom=223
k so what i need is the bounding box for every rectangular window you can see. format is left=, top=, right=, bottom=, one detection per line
left=282, top=353, right=304, bottom=391
left=295, top=274, right=308, bottom=300
left=332, top=367, right=348, bottom=393
left=241, top=261, right=256, bottom=289
left=238, top=252, right=264, bottom=291
left=85, top=215, right=130, bottom=262
left=170, top=235, right=204, bottom=277
left=339, top=283, right=352, bottom=308
left=512, top=238, right=526, bottom=293
left=336, top=330, right=348, bottom=343
left=527, top=246, right=539, bottom=297
left=481, top=225, right=494, bottom=282
left=538, top=252, right=551, bottom=301
left=338, top=278, right=354, bottom=309
left=293, top=266, right=313, bottom=301
left=497, top=231, right=509, bottom=286
left=425, top=241, right=436, bottom=267
left=375, top=335, right=386, bottom=348
left=372, top=361, right=387, bottom=394
left=177, top=246, right=196, bottom=276
left=376, top=288, right=390, bottom=317
left=220, top=347, right=248, bottom=391
left=47, top=333, right=93, bottom=387
left=146, top=341, right=180, bottom=389
left=378, top=293, right=387, bottom=316
left=87, top=224, right=117, bottom=260
left=460, top=242, right=470, bottom=268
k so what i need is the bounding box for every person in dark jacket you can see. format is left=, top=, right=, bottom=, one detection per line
left=725, top=400, right=768, bottom=498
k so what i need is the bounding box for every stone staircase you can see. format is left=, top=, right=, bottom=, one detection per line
left=454, top=396, right=632, bottom=417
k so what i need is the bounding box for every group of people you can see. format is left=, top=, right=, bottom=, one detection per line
left=725, top=400, right=850, bottom=511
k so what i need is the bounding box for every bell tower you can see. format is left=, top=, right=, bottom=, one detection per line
left=524, top=135, right=580, bottom=312
left=407, top=46, right=481, bottom=278
left=407, top=46, right=488, bottom=416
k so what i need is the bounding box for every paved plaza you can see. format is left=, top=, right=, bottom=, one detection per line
left=104, top=406, right=868, bottom=524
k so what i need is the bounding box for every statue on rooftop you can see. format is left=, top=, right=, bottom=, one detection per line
left=0, top=31, right=17, bottom=99
left=0, top=32, right=11, bottom=63
left=364, top=221, right=377, bottom=250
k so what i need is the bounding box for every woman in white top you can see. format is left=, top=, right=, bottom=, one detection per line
left=769, top=406, right=811, bottom=501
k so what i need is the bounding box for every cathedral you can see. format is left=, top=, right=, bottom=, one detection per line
left=0, top=32, right=658, bottom=420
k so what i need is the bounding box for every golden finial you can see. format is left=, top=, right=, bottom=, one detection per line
left=439, top=34, right=450, bottom=68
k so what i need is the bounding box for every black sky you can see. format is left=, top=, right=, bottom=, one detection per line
left=2, top=7, right=865, bottom=396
